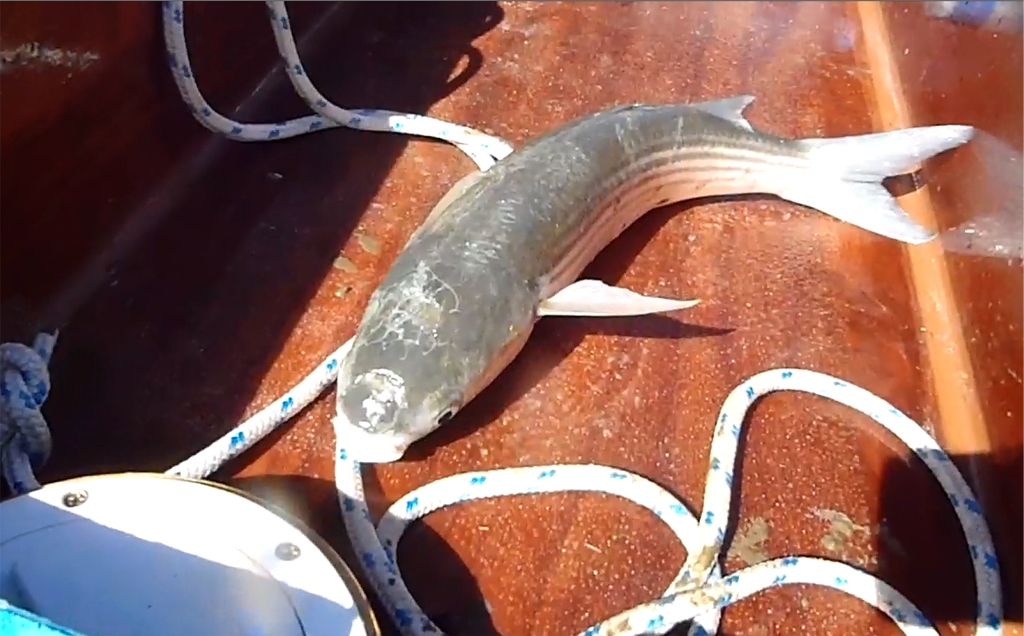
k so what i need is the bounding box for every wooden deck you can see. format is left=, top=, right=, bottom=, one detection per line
left=1, top=2, right=1020, bottom=635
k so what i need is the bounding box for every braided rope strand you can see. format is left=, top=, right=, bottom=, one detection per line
left=0, top=333, right=58, bottom=495
left=160, top=1, right=512, bottom=171
left=331, top=368, right=1002, bottom=636
left=0, top=4, right=1003, bottom=636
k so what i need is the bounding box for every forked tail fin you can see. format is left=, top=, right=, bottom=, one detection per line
left=780, top=125, right=975, bottom=244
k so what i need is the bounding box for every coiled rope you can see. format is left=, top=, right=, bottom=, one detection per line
left=0, top=333, right=57, bottom=496
left=0, top=3, right=1003, bottom=636
left=1, top=0, right=511, bottom=494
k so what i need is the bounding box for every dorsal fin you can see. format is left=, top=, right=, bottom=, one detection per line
left=691, top=95, right=756, bottom=132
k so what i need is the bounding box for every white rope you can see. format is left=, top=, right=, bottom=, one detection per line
left=3, top=0, right=512, bottom=496
left=160, top=335, right=1002, bottom=635
left=332, top=367, right=1002, bottom=636
left=1, top=3, right=1003, bottom=636
left=160, top=1, right=513, bottom=171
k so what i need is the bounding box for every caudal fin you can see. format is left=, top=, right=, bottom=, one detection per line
left=779, top=125, right=975, bottom=244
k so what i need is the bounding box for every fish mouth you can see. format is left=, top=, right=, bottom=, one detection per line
left=332, top=415, right=411, bottom=464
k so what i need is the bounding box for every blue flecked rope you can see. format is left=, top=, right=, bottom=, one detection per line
left=160, top=1, right=513, bottom=171
left=0, top=333, right=57, bottom=496
left=1, top=0, right=512, bottom=495
left=331, top=364, right=1003, bottom=636
left=1, top=3, right=1004, bottom=636
left=160, top=331, right=1003, bottom=636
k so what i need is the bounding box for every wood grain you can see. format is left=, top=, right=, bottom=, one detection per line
left=3, top=2, right=1018, bottom=635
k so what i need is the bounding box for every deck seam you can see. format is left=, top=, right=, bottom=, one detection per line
left=852, top=1, right=991, bottom=460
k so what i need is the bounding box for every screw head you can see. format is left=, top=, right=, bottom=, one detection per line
left=62, top=490, right=88, bottom=507
left=275, top=542, right=301, bottom=561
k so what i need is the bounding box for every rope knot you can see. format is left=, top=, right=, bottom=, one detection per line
left=0, top=332, right=58, bottom=494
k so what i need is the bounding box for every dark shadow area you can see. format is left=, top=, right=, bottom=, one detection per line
left=231, top=474, right=745, bottom=636
left=232, top=473, right=499, bottom=636
left=8, top=448, right=1016, bottom=636
left=877, top=447, right=1023, bottom=627
left=0, top=479, right=376, bottom=636
left=25, top=2, right=508, bottom=488
left=0, top=2, right=339, bottom=336
left=402, top=199, right=737, bottom=461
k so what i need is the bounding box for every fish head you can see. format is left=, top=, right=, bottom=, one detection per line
left=332, top=256, right=507, bottom=464
left=333, top=362, right=463, bottom=464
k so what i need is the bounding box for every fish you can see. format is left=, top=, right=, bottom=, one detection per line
left=332, top=95, right=974, bottom=462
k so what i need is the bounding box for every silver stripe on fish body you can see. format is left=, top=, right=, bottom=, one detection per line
left=333, top=95, right=974, bottom=463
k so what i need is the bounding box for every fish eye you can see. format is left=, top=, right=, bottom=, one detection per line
left=437, top=409, right=456, bottom=425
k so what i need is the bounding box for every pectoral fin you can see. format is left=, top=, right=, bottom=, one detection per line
left=537, top=279, right=700, bottom=318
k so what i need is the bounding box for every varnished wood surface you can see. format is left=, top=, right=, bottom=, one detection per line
left=2, top=2, right=1020, bottom=635
left=0, top=1, right=339, bottom=340
left=880, top=4, right=1023, bottom=623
